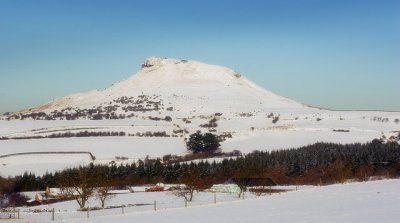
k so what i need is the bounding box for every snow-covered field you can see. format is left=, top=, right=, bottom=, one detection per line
left=8, top=179, right=400, bottom=223
left=0, top=109, right=398, bottom=176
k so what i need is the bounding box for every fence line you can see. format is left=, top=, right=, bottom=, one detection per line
left=16, top=191, right=258, bottom=221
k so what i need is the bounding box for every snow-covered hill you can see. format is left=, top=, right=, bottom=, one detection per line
left=21, top=57, right=304, bottom=114
left=0, top=57, right=399, bottom=176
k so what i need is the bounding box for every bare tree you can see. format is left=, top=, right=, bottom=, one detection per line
left=233, top=178, right=248, bottom=198
left=96, top=185, right=114, bottom=209
left=173, top=188, right=195, bottom=202
left=173, top=167, right=213, bottom=202
left=95, top=173, right=115, bottom=209
left=232, top=170, right=255, bottom=198
left=59, top=167, right=95, bottom=210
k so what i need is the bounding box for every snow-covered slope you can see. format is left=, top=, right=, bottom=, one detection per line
left=0, top=57, right=399, bottom=176
left=22, top=57, right=304, bottom=114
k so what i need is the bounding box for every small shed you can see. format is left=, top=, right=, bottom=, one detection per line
left=211, top=184, right=241, bottom=193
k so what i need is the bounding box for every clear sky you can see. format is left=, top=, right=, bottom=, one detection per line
left=0, top=0, right=399, bottom=113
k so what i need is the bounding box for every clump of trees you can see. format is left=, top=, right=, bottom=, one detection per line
left=200, top=117, right=218, bottom=128
left=372, top=117, right=389, bottom=122
left=267, top=113, right=280, bottom=124
left=131, top=131, right=170, bottom=137
left=1, top=176, right=15, bottom=207
left=148, top=116, right=163, bottom=121
left=1, top=176, right=30, bottom=207
left=186, top=132, right=221, bottom=154
left=272, top=116, right=279, bottom=124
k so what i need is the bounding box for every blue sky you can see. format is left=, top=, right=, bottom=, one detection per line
left=0, top=0, right=399, bottom=112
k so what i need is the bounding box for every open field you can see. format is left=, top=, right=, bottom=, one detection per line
left=4, top=179, right=399, bottom=223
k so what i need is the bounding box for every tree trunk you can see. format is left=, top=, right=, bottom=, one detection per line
left=77, top=198, right=86, bottom=209
left=188, top=189, right=194, bottom=202
left=101, top=198, right=105, bottom=208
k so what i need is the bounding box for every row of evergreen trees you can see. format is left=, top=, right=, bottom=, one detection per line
left=9, top=139, right=399, bottom=192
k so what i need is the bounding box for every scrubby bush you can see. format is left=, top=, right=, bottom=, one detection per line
left=272, top=116, right=279, bottom=124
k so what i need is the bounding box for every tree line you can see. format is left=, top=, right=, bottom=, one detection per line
left=5, top=139, right=398, bottom=194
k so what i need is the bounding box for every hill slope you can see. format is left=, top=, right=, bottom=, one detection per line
left=20, top=57, right=305, bottom=117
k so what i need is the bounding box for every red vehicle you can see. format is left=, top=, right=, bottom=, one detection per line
left=145, top=185, right=164, bottom=192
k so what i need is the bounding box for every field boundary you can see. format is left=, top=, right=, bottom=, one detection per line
left=0, top=151, right=96, bottom=161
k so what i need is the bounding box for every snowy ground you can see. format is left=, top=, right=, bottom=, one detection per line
left=7, top=179, right=400, bottom=223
